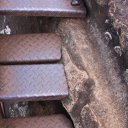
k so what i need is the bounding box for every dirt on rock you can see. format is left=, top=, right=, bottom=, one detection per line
left=57, top=17, right=128, bottom=128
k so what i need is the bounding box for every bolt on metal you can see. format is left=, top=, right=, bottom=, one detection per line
left=71, top=0, right=80, bottom=6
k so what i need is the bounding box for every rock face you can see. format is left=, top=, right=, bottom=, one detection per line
left=109, top=0, right=128, bottom=50
left=57, top=8, right=128, bottom=128
left=109, top=0, right=128, bottom=68
left=95, top=0, right=108, bottom=6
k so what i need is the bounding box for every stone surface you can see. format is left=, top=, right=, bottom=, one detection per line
left=95, top=0, right=108, bottom=6
left=58, top=18, right=128, bottom=128
left=84, top=0, right=108, bottom=6
left=108, top=0, right=128, bottom=67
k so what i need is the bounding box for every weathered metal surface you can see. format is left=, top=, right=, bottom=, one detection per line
left=0, top=34, right=61, bottom=64
left=0, top=114, right=73, bottom=128
left=0, top=64, right=68, bottom=101
left=0, top=0, right=86, bottom=17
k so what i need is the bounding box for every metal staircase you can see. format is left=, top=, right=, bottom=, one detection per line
left=0, top=0, right=86, bottom=127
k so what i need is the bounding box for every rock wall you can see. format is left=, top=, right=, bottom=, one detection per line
left=108, top=0, right=128, bottom=83
left=58, top=18, right=128, bottom=128
left=57, top=0, right=128, bottom=127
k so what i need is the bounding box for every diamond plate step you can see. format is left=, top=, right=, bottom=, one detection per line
left=0, top=34, right=61, bottom=64
left=0, top=0, right=86, bottom=17
left=0, top=114, right=73, bottom=128
left=0, top=64, right=68, bottom=101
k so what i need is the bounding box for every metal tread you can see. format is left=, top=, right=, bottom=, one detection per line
left=0, top=64, right=68, bottom=101
left=0, top=114, right=73, bottom=128
left=0, top=33, right=61, bottom=64
left=0, top=0, right=86, bottom=17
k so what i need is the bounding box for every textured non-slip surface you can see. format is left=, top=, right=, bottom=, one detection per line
left=0, top=114, right=73, bottom=128
left=0, top=0, right=86, bottom=17
left=0, top=64, right=68, bottom=101
left=0, top=34, right=61, bottom=64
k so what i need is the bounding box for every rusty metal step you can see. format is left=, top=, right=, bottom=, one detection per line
left=0, top=0, right=86, bottom=17
left=0, top=64, right=68, bottom=101
left=0, top=114, right=73, bottom=128
left=0, top=34, right=61, bottom=64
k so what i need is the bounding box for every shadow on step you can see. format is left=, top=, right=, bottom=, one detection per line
left=1, top=100, right=74, bottom=127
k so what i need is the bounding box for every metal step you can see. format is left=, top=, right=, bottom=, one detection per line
left=0, top=114, right=73, bottom=128
left=0, top=34, right=61, bottom=64
left=0, top=0, right=86, bottom=17
left=0, top=64, right=68, bottom=101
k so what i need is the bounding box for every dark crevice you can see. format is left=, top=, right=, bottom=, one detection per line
left=1, top=100, right=74, bottom=127
left=28, top=100, right=75, bottom=127
left=0, top=60, right=62, bottom=65
left=100, top=16, right=128, bottom=85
